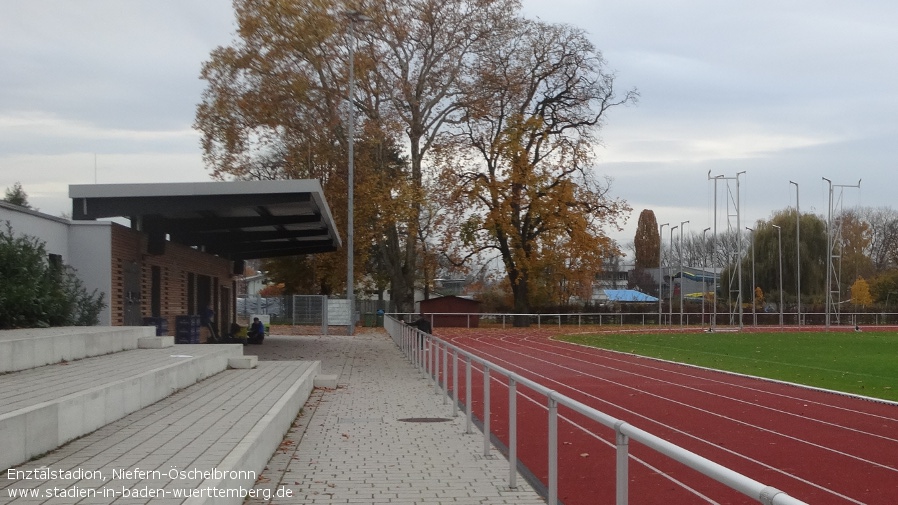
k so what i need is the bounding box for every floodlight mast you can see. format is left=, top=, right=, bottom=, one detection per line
left=708, top=170, right=745, bottom=329
left=679, top=220, right=689, bottom=326
left=702, top=227, right=711, bottom=330
left=659, top=222, right=669, bottom=326
left=707, top=171, right=724, bottom=331
left=822, top=177, right=861, bottom=330
left=669, top=225, right=678, bottom=328
left=790, top=181, right=800, bottom=327
left=746, top=227, right=755, bottom=327
left=772, top=224, right=783, bottom=328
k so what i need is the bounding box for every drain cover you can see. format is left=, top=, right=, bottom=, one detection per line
left=397, top=417, right=452, bottom=423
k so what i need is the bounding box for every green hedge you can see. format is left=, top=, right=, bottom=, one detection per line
left=0, top=222, right=106, bottom=328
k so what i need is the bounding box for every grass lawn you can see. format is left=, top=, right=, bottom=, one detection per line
left=558, top=331, right=898, bottom=402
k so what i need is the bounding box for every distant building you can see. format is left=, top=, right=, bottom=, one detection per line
left=418, top=296, right=482, bottom=327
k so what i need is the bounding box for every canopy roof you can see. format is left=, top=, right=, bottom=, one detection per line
left=69, top=180, right=341, bottom=260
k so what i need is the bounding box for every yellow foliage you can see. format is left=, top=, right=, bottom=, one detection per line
left=851, top=277, right=873, bottom=306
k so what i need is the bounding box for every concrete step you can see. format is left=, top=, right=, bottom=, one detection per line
left=0, top=343, right=244, bottom=471
left=0, top=326, right=156, bottom=373
left=1, top=360, right=320, bottom=505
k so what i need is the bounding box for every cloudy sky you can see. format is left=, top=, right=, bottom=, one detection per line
left=3, top=1, right=897, bottom=250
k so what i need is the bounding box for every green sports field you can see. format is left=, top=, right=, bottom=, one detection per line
left=558, top=331, right=898, bottom=402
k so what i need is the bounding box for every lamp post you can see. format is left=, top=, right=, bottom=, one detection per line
left=746, top=227, right=756, bottom=327
left=659, top=223, right=669, bottom=326
left=344, top=10, right=370, bottom=336
left=702, top=227, right=710, bottom=329
left=790, top=181, right=800, bottom=327
left=679, top=220, right=689, bottom=326
left=669, top=225, right=678, bottom=327
left=773, top=224, right=783, bottom=328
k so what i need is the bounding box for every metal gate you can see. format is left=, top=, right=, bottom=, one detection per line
left=292, top=295, right=328, bottom=335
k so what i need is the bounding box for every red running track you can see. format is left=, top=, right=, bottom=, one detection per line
left=430, top=327, right=898, bottom=505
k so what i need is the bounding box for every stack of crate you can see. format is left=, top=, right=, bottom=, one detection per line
left=175, top=314, right=201, bottom=343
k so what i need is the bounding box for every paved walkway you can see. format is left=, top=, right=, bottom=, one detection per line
left=247, top=329, right=545, bottom=505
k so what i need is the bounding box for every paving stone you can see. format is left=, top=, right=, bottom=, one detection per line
left=246, top=331, right=546, bottom=505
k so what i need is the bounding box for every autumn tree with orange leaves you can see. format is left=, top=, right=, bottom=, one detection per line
left=436, top=19, right=636, bottom=324
left=195, top=0, right=519, bottom=312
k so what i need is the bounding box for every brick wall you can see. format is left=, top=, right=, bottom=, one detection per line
left=110, top=224, right=234, bottom=335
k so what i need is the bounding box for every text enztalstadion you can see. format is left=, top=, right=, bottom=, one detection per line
left=6, top=467, right=256, bottom=482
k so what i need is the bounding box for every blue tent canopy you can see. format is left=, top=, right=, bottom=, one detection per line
left=603, top=289, right=659, bottom=303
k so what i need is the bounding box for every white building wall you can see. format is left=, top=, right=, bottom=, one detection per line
left=67, top=222, right=113, bottom=325
left=0, top=203, right=70, bottom=258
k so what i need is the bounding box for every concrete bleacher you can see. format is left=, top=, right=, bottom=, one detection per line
left=0, top=326, right=153, bottom=373
left=0, top=326, right=320, bottom=504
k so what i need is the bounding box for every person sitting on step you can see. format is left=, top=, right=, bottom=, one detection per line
left=247, top=317, right=265, bottom=345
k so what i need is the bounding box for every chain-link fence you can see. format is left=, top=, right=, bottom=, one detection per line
left=237, top=295, right=397, bottom=334
left=236, top=295, right=288, bottom=322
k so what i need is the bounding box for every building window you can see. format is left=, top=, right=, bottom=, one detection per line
left=48, top=253, right=63, bottom=271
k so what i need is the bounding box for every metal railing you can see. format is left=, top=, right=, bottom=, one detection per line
left=385, top=315, right=808, bottom=505
left=393, top=310, right=898, bottom=328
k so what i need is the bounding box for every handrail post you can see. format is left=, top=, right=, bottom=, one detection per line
left=465, top=356, right=473, bottom=434
left=509, top=378, right=518, bottom=489
left=442, top=341, right=449, bottom=405
left=615, top=421, right=629, bottom=505
left=483, top=366, right=491, bottom=457
left=417, top=332, right=424, bottom=375
left=430, top=337, right=436, bottom=386
left=434, top=341, right=441, bottom=395
left=548, top=394, right=558, bottom=505
left=452, top=350, right=459, bottom=417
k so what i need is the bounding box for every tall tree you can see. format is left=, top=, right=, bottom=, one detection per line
left=195, top=0, right=519, bottom=312
left=837, top=209, right=874, bottom=284
left=366, top=0, right=520, bottom=311
left=854, top=206, right=898, bottom=273
left=3, top=182, right=30, bottom=209
left=438, top=19, right=636, bottom=322
left=730, top=209, right=827, bottom=302
left=634, top=209, right=660, bottom=268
